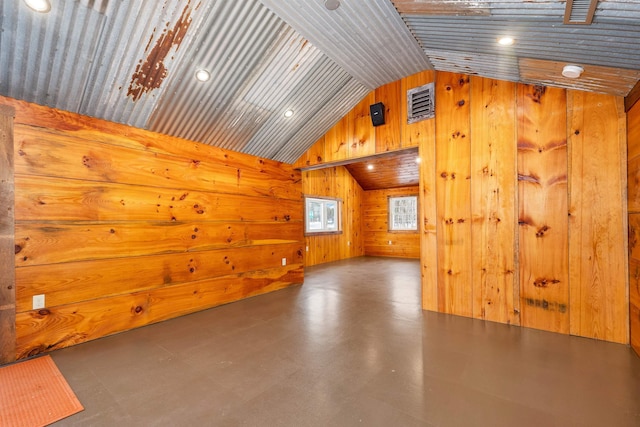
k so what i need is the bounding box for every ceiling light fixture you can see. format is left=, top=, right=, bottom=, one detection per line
left=283, top=109, right=294, bottom=118
left=24, top=0, right=51, bottom=13
left=324, top=0, right=340, bottom=11
left=415, top=157, right=422, bottom=164
left=497, top=36, right=514, bottom=46
left=367, top=164, right=374, bottom=171
left=562, top=65, right=584, bottom=79
left=195, top=69, right=210, bottom=82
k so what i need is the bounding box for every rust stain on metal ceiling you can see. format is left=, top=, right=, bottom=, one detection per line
left=127, top=1, right=199, bottom=102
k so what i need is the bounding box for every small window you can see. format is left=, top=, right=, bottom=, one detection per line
left=388, top=195, right=418, bottom=231
left=305, top=196, right=342, bottom=235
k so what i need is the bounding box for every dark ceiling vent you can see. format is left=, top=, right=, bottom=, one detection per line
left=564, top=0, right=599, bottom=25
left=407, top=82, right=435, bottom=124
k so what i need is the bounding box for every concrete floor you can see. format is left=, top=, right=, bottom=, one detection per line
left=51, top=256, right=640, bottom=426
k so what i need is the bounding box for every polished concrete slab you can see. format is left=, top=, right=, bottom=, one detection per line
left=50, top=256, right=640, bottom=426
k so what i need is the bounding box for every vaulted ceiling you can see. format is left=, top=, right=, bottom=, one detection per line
left=1, top=0, right=638, bottom=165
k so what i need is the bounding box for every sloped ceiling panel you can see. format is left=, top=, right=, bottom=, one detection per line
left=147, top=0, right=287, bottom=152
left=0, top=0, right=105, bottom=113
left=401, top=0, right=640, bottom=96
left=272, top=77, right=370, bottom=164
left=259, top=0, right=433, bottom=90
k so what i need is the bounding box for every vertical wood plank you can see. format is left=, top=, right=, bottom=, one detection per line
left=401, top=70, right=435, bottom=148
left=324, top=116, right=350, bottom=162
left=568, top=92, right=628, bottom=344
left=435, top=72, right=472, bottom=316
left=470, top=77, right=519, bottom=325
left=294, top=135, right=325, bottom=168
left=349, top=92, right=376, bottom=159
left=419, top=109, right=438, bottom=311
left=0, top=105, right=16, bottom=364
left=629, top=100, right=640, bottom=355
left=517, top=84, right=569, bottom=334
left=375, top=80, right=402, bottom=153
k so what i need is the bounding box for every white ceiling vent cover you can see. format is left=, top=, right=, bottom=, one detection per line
left=407, top=82, right=435, bottom=124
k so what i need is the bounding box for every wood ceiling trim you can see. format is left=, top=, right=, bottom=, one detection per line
left=625, top=79, right=640, bottom=112
left=519, top=58, right=640, bottom=98
left=392, top=0, right=489, bottom=16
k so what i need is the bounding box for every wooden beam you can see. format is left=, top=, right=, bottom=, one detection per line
left=393, top=0, right=489, bottom=16
left=625, top=79, right=640, bottom=112
left=0, top=104, right=16, bottom=365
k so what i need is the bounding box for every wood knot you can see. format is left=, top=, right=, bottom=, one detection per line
left=535, top=225, right=549, bottom=237
left=134, top=306, right=143, bottom=314
left=15, top=244, right=22, bottom=254
left=457, top=100, right=465, bottom=107
left=533, top=278, right=560, bottom=288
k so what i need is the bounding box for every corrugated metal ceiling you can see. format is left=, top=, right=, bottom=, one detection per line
left=400, top=0, right=640, bottom=96
left=0, top=0, right=638, bottom=165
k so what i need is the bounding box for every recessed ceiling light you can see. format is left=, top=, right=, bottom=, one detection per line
left=415, top=157, right=422, bottom=164
left=325, top=0, right=340, bottom=10
left=195, top=69, right=210, bottom=82
left=24, top=0, right=51, bottom=13
left=562, top=65, right=584, bottom=79
left=367, top=164, right=374, bottom=171
left=283, top=109, right=294, bottom=118
left=497, top=36, right=514, bottom=46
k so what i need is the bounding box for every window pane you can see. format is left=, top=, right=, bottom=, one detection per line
left=325, top=201, right=337, bottom=230
left=389, top=195, right=417, bottom=231
left=308, top=201, right=323, bottom=230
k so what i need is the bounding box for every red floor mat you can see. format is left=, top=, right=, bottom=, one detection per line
left=0, top=355, right=83, bottom=427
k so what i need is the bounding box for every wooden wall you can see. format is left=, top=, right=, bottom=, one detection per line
left=1, top=96, right=304, bottom=362
left=422, top=72, right=628, bottom=344
left=296, top=70, right=433, bottom=267
left=363, top=186, right=420, bottom=258
left=294, top=71, right=435, bottom=168
left=628, top=99, right=640, bottom=355
left=297, top=70, right=629, bottom=345
left=302, top=167, right=364, bottom=266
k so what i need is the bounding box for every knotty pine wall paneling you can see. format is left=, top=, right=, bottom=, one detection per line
left=349, top=92, right=376, bottom=159
left=568, top=92, right=628, bottom=344
left=435, top=73, right=473, bottom=317
left=363, top=186, right=420, bottom=258
left=516, top=84, right=569, bottom=334
left=627, top=98, right=640, bottom=354
left=0, top=105, right=16, bottom=364
left=469, top=77, right=519, bottom=325
left=302, top=166, right=364, bottom=266
left=294, top=70, right=435, bottom=169
left=375, top=80, right=402, bottom=153
left=296, top=70, right=629, bottom=345
left=4, top=96, right=303, bottom=360
left=324, top=115, right=350, bottom=163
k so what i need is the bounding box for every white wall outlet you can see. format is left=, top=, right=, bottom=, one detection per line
left=347, top=241, right=351, bottom=246
left=388, top=240, right=392, bottom=245
left=33, top=294, right=45, bottom=310
left=306, top=246, right=309, bottom=252
left=282, top=257, right=287, bottom=266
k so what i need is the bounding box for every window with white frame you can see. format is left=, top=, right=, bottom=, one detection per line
left=305, top=196, right=342, bottom=234
left=388, top=195, right=418, bottom=231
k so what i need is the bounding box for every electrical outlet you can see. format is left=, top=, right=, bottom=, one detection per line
left=306, top=246, right=309, bottom=252
left=33, top=294, right=45, bottom=310
left=282, top=257, right=287, bottom=266
left=347, top=241, right=351, bottom=246
left=388, top=240, right=392, bottom=245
